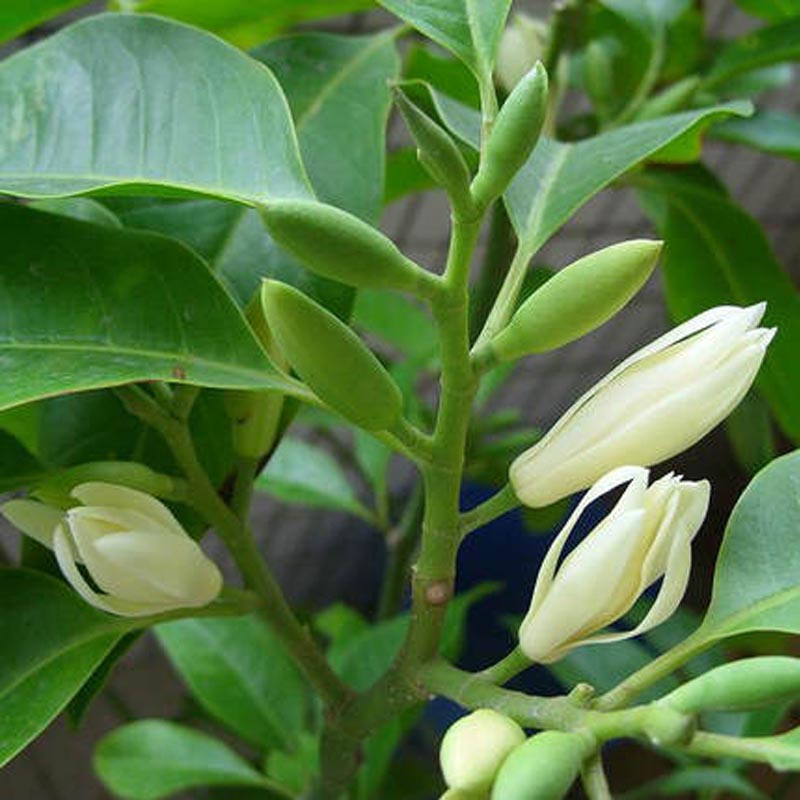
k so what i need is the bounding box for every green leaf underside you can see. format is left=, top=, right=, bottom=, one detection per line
left=700, top=451, right=800, bottom=641
left=0, top=205, right=293, bottom=413
left=713, top=111, right=800, bottom=160
left=94, top=719, right=269, bottom=800
left=156, top=615, right=307, bottom=750
left=378, top=0, right=511, bottom=78
left=0, top=569, right=125, bottom=767
left=0, top=14, right=311, bottom=204
left=505, top=102, right=751, bottom=257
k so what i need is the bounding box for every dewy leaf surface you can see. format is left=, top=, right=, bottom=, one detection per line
left=0, top=205, right=295, bottom=412
left=0, top=14, right=311, bottom=204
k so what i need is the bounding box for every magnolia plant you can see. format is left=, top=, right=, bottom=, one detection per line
left=0, top=1, right=798, bottom=800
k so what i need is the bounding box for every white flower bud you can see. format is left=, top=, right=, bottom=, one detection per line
left=3, top=482, right=222, bottom=617
left=510, top=304, right=775, bottom=508
left=519, top=466, right=710, bottom=663
left=496, top=13, right=548, bottom=92
left=440, top=709, right=526, bottom=795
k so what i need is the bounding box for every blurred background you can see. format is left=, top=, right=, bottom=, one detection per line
left=0, top=1, right=798, bottom=797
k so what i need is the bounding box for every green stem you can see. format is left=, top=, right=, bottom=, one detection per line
left=478, top=646, right=532, bottom=685
left=581, top=753, right=612, bottom=800
left=459, top=483, right=519, bottom=537
left=230, top=455, right=259, bottom=522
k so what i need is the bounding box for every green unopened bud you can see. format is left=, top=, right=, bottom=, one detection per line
left=260, top=200, right=433, bottom=295
left=225, top=296, right=286, bottom=459
left=393, top=87, right=474, bottom=218
left=661, top=657, right=800, bottom=714
left=496, top=13, right=548, bottom=92
left=490, top=240, right=662, bottom=360
left=472, top=62, right=548, bottom=207
left=440, top=709, right=525, bottom=795
left=491, top=731, right=592, bottom=800
left=261, top=281, right=402, bottom=431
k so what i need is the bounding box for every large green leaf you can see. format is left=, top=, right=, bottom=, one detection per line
left=705, top=17, right=800, bottom=88
left=0, top=0, right=90, bottom=42
left=698, top=451, right=800, bottom=641
left=0, top=430, right=44, bottom=491
left=713, top=111, right=800, bottom=160
left=94, top=720, right=280, bottom=800
left=733, top=0, right=800, bottom=20
left=156, top=615, right=308, bottom=750
left=0, top=14, right=311, bottom=204
left=378, top=0, right=511, bottom=81
left=114, top=0, right=374, bottom=48
left=505, top=103, right=750, bottom=259
left=641, top=169, right=800, bottom=444
left=0, top=205, right=295, bottom=413
left=0, top=569, right=125, bottom=767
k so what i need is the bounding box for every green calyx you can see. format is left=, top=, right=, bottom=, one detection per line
left=490, top=731, right=593, bottom=800
left=490, top=239, right=663, bottom=361
left=471, top=61, right=548, bottom=207
left=261, top=280, right=403, bottom=431
left=393, top=86, right=475, bottom=219
left=660, top=656, right=800, bottom=714
left=260, top=199, right=434, bottom=296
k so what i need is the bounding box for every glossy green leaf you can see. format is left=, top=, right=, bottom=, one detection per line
left=0, top=0, right=90, bottom=42
left=156, top=615, right=308, bottom=750
left=378, top=0, right=511, bottom=80
left=705, top=17, right=800, bottom=88
left=713, top=111, right=800, bottom=160
left=506, top=103, right=750, bottom=259
left=0, top=14, right=311, bottom=204
left=643, top=170, right=800, bottom=444
left=0, top=569, right=125, bottom=767
left=94, top=720, right=277, bottom=800
left=733, top=0, right=800, bottom=20
left=31, top=198, right=122, bottom=228
left=0, top=205, right=297, bottom=413
left=114, top=0, right=374, bottom=47
left=699, top=451, right=800, bottom=641
left=257, top=437, right=371, bottom=520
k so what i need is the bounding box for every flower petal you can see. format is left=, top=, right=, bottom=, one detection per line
left=2, top=499, right=64, bottom=550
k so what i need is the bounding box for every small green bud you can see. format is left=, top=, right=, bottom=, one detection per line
left=440, top=709, right=525, bottom=795
left=490, top=239, right=662, bottom=360
left=661, top=657, right=800, bottom=714
left=393, top=87, right=474, bottom=218
left=472, top=62, right=548, bottom=207
left=261, top=280, right=403, bottom=431
left=260, top=200, right=432, bottom=294
left=490, top=731, right=592, bottom=800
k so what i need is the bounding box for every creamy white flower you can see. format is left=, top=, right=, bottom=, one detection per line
left=3, top=482, right=222, bottom=617
left=510, top=304, right=774, bottom=507
left=519, top=466, right=709, bottom=663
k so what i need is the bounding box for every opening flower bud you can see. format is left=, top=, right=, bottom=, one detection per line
left=440, top=709, right=526, bottom=794
left=519, top=466, right=710, bottom=663
left=2, top=483, right=222, bottom=617
left=510, top=304, right=775, bottom=508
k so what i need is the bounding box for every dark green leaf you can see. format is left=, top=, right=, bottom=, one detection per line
left=0, top=430, right=44, bottom=492
left=384, top=147, right=438, bottom=206
left=0, top=569, right=124, bottom=767
left=713, top=111, right=800, bottom=160
left=733, top=0, right=800, bottom=20
left=94, top=720, right=277, bottom=800
left=0, top=14, right=311, bottom=204
left=725, top=391, right=777, bottom=476
left=30, top=198, right=122, bottom=228
left=621, top=767, right=768, bottom=800
left=403, top=43, right=480, bottom=107
left=156, top=615, right=308, bottom=750
left=0, top=205, right=294, bottom=413
left=0, top=0, right=91, bottom=42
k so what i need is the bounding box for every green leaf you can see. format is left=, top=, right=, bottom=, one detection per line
left=0, top=205, right=294, bottom=413
left=384, top=147, right=438, bottom=205
left=0, top=569, right=124, bottom=767
left=403, top=42, right=480, bottom=107
left=705, top=17, right=800, bottom=88
left=0, top=0, right=91, bottom=42
left=505, top=103, right=751, bottom=259
left=31, top=198, right=123, bottom=228
left=642, top=169, right=800, bottom=444
left=699, top=451, right=800, bottom=642
left=0, top=430, right=44, bottom=492
left=156, top=615, right=308, bottom=750
left=400, top=80, right=482, bottom=149
left=114, top=0, right=375, bottom=48
left=725, top=391, right=777, bottom=476
left=94, top=720, right=276, bottom=800
left=0, top=14, right=311, bottom=204
left=733, top=0, right=800, bottom=20
left=378, top=0, right=511, bottom=80
left=257, top=437, right=370, bottom=520
left=621, top=767, right=768, bottom=800
left=713, top=111, right=800, bottom=160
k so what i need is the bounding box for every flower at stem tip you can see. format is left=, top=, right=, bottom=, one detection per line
left=510, top=303, right=775, bottom=508
left=519, top=466, right=710, bottom=663
left=2, top=483, right=222, bottom=617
